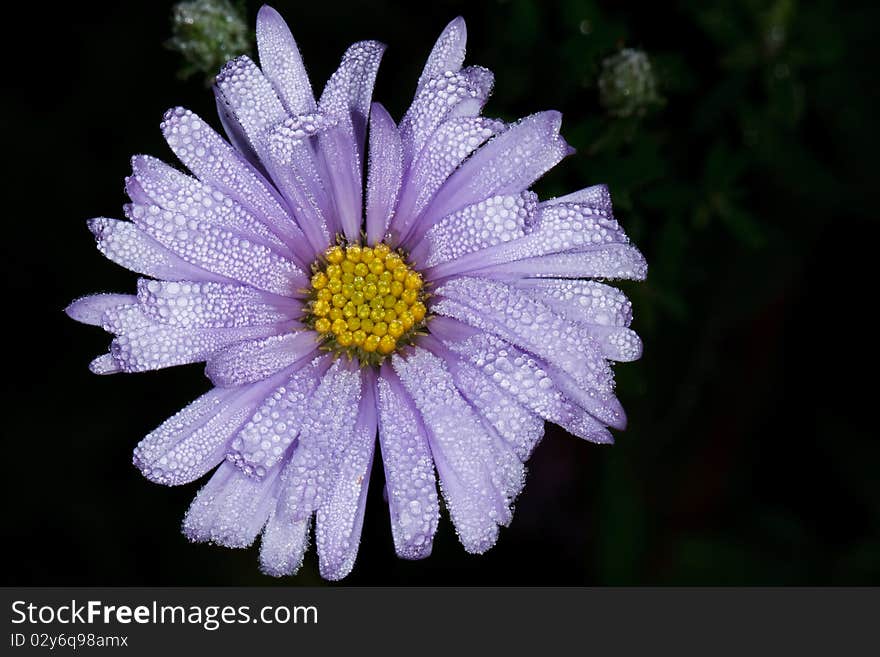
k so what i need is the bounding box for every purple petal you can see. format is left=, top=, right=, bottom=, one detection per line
left=266, top=115, right=334, bottom=251
left=473, top=245, right=648, bottom=282
left=426, top=201, right=628, bottom=279
left=133, top=370, right=293, bottom=486
left=277, top=361, right=363, bottom=521
left=434, top=277, right=613, bottom=391
left=160, top=107, right=302, bottom=249
left=205, top=330, right=319, bottom=387
left=393, top=117, right=503, bottom=246
left=542, top=183, right=613, bottom=215
left=417, top=16, right=467, bottom=92
left=315, top=369, right=377, bottom=580
left=376, top=364, right=440, bottom=560
left=260, top=510, right=310, bottom=577
left=227, top=356, right=329, bottom=476
left=393, top=348, right=510, bottom=553
left=435, top=323, right=615, bottom=442
left=549, top=364, right=627, bottom=431
left=316, top=125, right=364, bottom=242
left=446, top=356, right=545, bottom=461
left=136, top=279, right=299, bottom=329
left=365, top=103, right=403, bottom=245
left=103, top=305, right=281, bottom=373
left=214, top=56, right=288, bottom=163
left=214, top=91, right=267, bottom=175
left=125, top=204, right=307, bottom=295
left=318, top=40, right=386, bottom=157
left=129, top=155, right=292, bottom=255
left=256, top=5, right=316, bottom=116
left=89, top=353, right=122, bottom=375
left=513, top=278, right=633, bottom=327
left=88, top=218, right=225, bottom=282
left=66, top=293, right=136, bottom=326
left=314, top=40, right=385, bottom=241
left=411, top=191, right=536, bottom=267
left=421, top=337, right=526, bottom=509
left=398, top=68, right=493, bottom=167
left=413, top=111, right=570, bottom=241
left=183, top=462, right=281, bottom=548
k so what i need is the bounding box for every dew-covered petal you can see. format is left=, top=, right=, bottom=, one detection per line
left=256, top=5, right=316, bottom=116
left=103, top=304, right=280, bottom=373
left=314, top=39, right=385, bottom=242
left=543, top=183, right=613, bottom=215
left=399, top=68, right=493, bottom=166
left=318, top=40, right=386, bottom=157
left=136, top=279, right=298, bottom=329
left=434, top=277, right=612, bottom=390
left=513, top=279, right=633, bottom=328
left=160, top=107, right=302, bottom=249
left=415, top=111, right=570, bottom=236
left=316, top=124, right=364, bottom=243
left=277, top=361, right=363, bottom=521
left=89, top=353, right=122, bottom=375
left=259, top=510, right=310, bottom=577
left=432, top=321, right=616, bottom=443
left=474, top=245, right=648, bottom=281
left=66, top=293, right=137, bottom=326
left=227, top=357, right=329, bottom=476
left=129, top=155, right=291, bottom=254
left=315, top=369, right=377, bottom=580
left=426, top=200, right=628, bottom=280
left=365, top=103, right=403, bottom=245
left=447, top=357, right=545, bottom=461
left=126, top=204, right=307, bottom=295
left=183, top=462, right=281, bottom=548
left=394, top=117, right=503, bottom=246
left=411, top=191, right=536, bottom=268
left=87, top=218, right=225, bottom=282
left=133, top=369, right=293, bottom=486
left=205, top=330, right=319, bottom=387
left=417, top=16, right=467, bottom=91
left=214, top=91, right=265, bottom=174
left=214, top=55, right=288, bottom=162
left=585, top=325, right=642, bottom=362
left=265, top=114, right=334, bottom=251
left=420, top=338, right=526, bottom=511
left=393, top=348, right=507, bottom=553
left=376, top=364, right=440, bottom=560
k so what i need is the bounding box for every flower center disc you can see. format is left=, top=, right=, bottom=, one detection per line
left=304, top=241, right=428, bottom=364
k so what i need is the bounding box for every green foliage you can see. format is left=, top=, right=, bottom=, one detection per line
left=167, top=0, right=253, bottom=84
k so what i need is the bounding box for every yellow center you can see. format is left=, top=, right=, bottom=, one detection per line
left=305, top=242, right=428, bottom=363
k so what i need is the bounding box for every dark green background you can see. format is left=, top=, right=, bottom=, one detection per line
left=4, top=0, right=877, bottom=585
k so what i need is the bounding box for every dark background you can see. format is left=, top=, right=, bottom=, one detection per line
left=4, top=0, right=877, bottom=585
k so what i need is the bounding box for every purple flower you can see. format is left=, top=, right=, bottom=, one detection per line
left=67, top=5, right=646, bottom=580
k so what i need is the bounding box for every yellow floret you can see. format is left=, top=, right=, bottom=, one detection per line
left=307, top=240, right=430, bottom=361
left=378, top=335, right=396, bottom=354
left=326, top=246, right=344, bottom=264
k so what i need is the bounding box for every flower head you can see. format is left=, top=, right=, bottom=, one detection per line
left=68, top=5, right=646, bottom=580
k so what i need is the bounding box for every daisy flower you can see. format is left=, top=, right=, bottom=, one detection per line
left=67, top=5, right=646, bottom=580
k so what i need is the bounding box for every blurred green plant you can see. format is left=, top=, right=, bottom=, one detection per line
left=167, top=0, right=254, bottom=84
left=598, top=48, right=664, bottom=118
